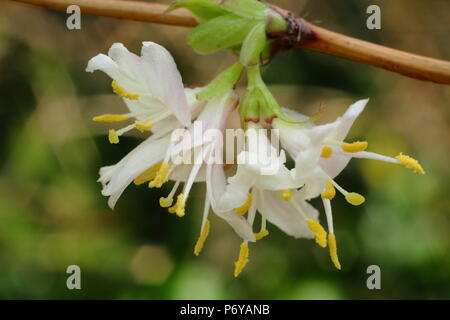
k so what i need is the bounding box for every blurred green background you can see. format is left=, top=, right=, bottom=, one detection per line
left=0, top=0, right=449, bottom=299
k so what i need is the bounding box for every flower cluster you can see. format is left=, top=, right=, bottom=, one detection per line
left=87, top=40, right=424, bottom=277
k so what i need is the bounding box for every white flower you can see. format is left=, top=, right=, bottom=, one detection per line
left=213, top=124, right=298, bottom=212
left=98, top=90, right=256, bottom=252
left=209, top=125, right=329, bottom=276
left=272, top=98, right=425, bottom=269
left=89, top=40, right=426, bottom=277
left=87, top=42, right=202, bottom=143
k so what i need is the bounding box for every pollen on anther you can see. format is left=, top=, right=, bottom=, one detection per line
left=159, top=197, right=173, bottom=208
left=194, top=220, right=210, bottom=256
left=328, top=233, right=341, bottom=270
left=234, top=242, right=249, bottom=277
left=321, top=146, right=333, bottom=158
left=93, top=114, right=128, bottom=123
left=175, top=193, right=186, bottom=217
left=111, top=80, right=140, bottom=100
left=321, top=181, right=336, bottom=200
left=108, top=129, right=119, bottom=144
left=280, top=189, right=292, bottom=201
left=149, top=162, right=170, bottom=188
left=396, top=153, right=425, bottom=174
left=345, top=192, right=365, bottom=206
left=234, top=193, right=252, bottom=215
left=135, top=120, right=152, bottom=132
left=307, top=220, right=327, bottom=248
left=254, top=230, right=269, bottom=241
left=342, top=141, right=368, bottom=153
left=134, top=163, right=162, bottom=185
left=168, top=203, right=177, bottom=214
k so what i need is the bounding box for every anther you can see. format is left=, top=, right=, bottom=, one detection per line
left=93, top=114, right=128, bottom=122
left=321, top=181, right=336, bottom=200
left=108, top=129, right=119, bottom=144
left=234, top=193, right=252, bottom=215
left=194, top=220, right=210, bottom=256
left=234, top=242, right=249, bottom=277
left=396, top=153, right=425, bottom=174
left=111, top=80, right=139, bottom=100
left=307, top=220, right=327, bottom=248
left=342, top=141, right=368, bottom=153
left=254, top=229, right=269, bottom=240
left=321, top=146, right=333, bottom=158
left=345, top=192, right=365, bottom=206
left=280, top=189, right=292, bottom=201
left=328, top=233, right=341, bottom=270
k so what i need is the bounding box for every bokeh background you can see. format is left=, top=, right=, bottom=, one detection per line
left=0, top=0, right=449, bottom=299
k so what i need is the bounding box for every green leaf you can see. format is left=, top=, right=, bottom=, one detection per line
left=169, top=0, right=228, bottom=21
left=197, top=62, right=244, bottom=100
left=188, top=14, right=258, bottom=53
left=221, top=0, right=267, bottom=19
left=240, top=22, right=266, bottom=66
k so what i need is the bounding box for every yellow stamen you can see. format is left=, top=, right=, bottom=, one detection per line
left=194, top=220, right=210, bottom=256
left=254, top=229, right=269, bottom=241
left=234, top=193, right=252, bottom=215
left=342, top=141, right=368, bottom=153
left=111, top=80, right=139, bottom=100
left=159, top=197, right=173, bottom=208
left=168, top=203, right=177, bottom=214
left=168, top=193, right=185, bottom=217
left=108, top=129, right=119, bottom=144
left=234, top=242, right=249, bottom=277
left=168, top=194, right=185, bottom=216
left=148, top=162, right=170, bottom=188
left=134, top=163, right=162, bottom=185
left=345, top=192, right=365, bottom=206
left=321, top=181, right=336, bottom=200
left=396, top=153, right=425, bottom=174
left=92, top=114, right=128, bottom=122
left=280, top=189, right=292, bottom=201
left=307, top=220, right=327, bottom=248
left=328, top=233, right=341, bottom=270
left=135, top=120, right=153, bottom=132
left=321, top=146, right=333, bottom=158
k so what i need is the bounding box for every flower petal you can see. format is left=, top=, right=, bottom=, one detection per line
left=297, top=167, right=328, bottom=200
left=141, top=42, right=190, bottom=126
left=122, top=94, right=169, bottom=121
left=319, top=152, right=351, bottom=179
left=206, top=163, right=255, bottom=241
left=99, top=133, right=170, bottom=208
left=329, top=98, right=369, bottom=142
left=207, top=161, right=251, bottom=213
left=86, top=44, right=146, bottom=94
left=258, top=190, right=318, bottom=239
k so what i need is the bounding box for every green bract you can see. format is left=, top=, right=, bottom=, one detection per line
left=245, top=66, right=320, bottom=124
left=240, top=22, right=266, bottom=66
left=197, top=62, right=244, bottom=100
left=239, top=87, right=264, bottom=123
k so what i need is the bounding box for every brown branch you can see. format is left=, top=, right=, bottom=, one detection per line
left=9, top=0, right=450, bottom=84
left=10, top=0, right=199, bottom=27
left=296, top=19, right=450, bottom=85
